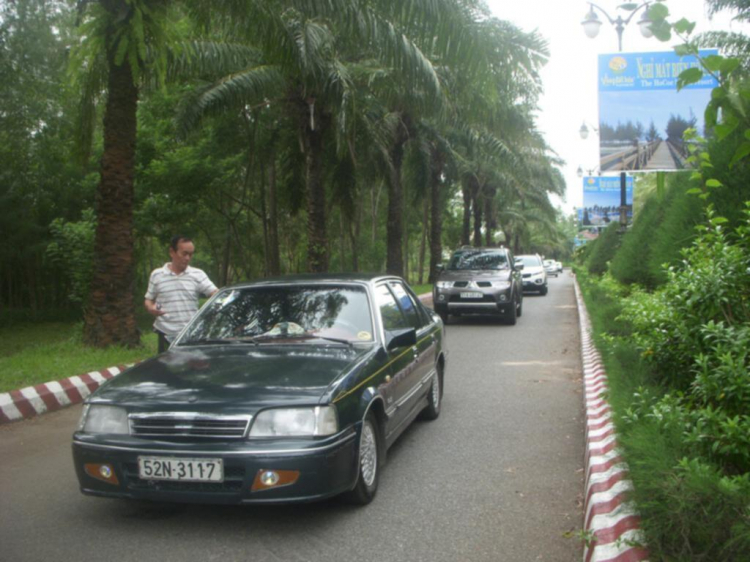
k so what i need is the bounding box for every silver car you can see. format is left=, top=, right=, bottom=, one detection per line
left=516, top=254, right=548, bottom=295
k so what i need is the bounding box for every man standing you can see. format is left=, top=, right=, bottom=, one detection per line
left=145, top=236, right=218, bottom=352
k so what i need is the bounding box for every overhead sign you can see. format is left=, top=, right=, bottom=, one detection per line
left=577, top=176, right=633, bottom=229
left=597, top=50, right=718, bottom=173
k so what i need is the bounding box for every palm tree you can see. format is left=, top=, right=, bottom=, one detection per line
left=72, top=0, right=173, bottom=347
left=177, top=0, right=457, bottom=274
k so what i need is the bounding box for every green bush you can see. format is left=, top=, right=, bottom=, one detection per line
left=45, top=209, right=95, bottom=306
left=584, top=221, right=622, bottom=275
left=619, top=206, right=750, bottom=473
left=576, top=264, right=750, bottom=560
left=610, top=174, right=703, bottom=288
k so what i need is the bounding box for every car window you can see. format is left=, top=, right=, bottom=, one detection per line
left=517, top=255, right=542, bottom=267
left=179, top=285, right=374, bottom=343
left=389, top=281, right=424, bottom=329
left=447, top=250, right=508, bottom=271
left=375, top=284, right=409, bottom=332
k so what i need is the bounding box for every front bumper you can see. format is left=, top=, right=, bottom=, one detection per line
left=72, top=428, right=359, bottom=505
left=522, top=276, right=546, bottom=291
left=433, top=287, right=515, bottom=317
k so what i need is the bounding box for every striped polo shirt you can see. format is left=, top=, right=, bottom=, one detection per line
left=145, top=263, right=217, bottom=338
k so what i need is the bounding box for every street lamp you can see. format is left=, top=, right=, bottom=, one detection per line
left=581, top=1, right=654, bottom=230
left=577, top=166, right=599, bottom=178
left=581, top=2, right=654, bottom=52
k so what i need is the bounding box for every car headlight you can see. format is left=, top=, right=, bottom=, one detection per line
left=249, top=406, right=338, bottom=438
left=435, top=281, right=452, bottom=289
left=78, top=405, right=130, bottom=434
left=491, top=281, right=511, bottom=289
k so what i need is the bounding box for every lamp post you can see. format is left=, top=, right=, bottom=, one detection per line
left=581, top=1, right=653, bottom=230
left=577, top=166, right=599, bottom=178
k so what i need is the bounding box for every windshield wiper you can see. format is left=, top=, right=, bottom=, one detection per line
left=178, top=338, right=253, bottom=346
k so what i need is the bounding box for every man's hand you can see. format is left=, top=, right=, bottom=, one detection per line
left=145, top=299, right=166, bottom=317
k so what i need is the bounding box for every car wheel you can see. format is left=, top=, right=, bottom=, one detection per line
left=344, top=412, right=381, bottom=505
left=506, top=298, right=517, bottom=325
left=420, top=364, right=442, bottom=420
left=540, top=286, right=548, bottom=296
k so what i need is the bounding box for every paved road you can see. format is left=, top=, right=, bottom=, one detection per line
left=0, top=273, right=584, bottom=562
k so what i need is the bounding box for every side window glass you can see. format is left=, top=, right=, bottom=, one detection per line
left=389, top=282, right=423, bottom=329
left=375, top=284, right=409, bottom=332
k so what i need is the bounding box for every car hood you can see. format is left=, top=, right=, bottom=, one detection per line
left=522, top=266, right=544, bottom=275
left=439, top=269, right=512, bottom=281
left=90, top=345, right=375, bottom=411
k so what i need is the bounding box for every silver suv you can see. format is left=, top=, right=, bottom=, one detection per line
left=432, top=247, right=523, bottom=325
left=516, top=254, right=548, bottom=295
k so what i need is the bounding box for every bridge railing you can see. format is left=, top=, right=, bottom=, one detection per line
left=600, top=140, right=660, bottom=171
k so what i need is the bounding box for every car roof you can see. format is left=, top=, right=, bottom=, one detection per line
left=221, top=272, right=404, bottom=290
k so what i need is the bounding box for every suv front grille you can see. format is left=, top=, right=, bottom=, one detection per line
left=452, top=281, right=469, bottom=288
left=129, top=413, right=252, bottom=439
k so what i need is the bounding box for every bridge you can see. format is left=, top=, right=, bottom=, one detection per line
left=600, top=139, right=686, bottom=172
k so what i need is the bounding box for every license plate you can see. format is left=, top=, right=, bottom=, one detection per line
left=138, top=456, right=223, bottom=482
left=460, top=292, right=483, bottom=299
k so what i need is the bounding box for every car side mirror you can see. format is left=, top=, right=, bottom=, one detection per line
left=435, top=264, right=445, bottom=273
left=515, top=262, right=524, bottom=271
left=386, top=327, right=417, bottom=350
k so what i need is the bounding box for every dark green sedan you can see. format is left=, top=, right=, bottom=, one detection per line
left=72, top=274, right=446, bottom=505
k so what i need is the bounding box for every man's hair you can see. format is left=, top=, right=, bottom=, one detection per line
left=170, top=235, right=193, bottom=251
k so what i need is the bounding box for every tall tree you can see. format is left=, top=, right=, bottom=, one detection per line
left=72, top=0, right=174, bottom=346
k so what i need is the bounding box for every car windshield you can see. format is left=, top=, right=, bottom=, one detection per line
left=517, top=255, right=542, bottom=267
left=447, top=250, right=508, bottom=271
left=178, top=285, right=375, bottom=344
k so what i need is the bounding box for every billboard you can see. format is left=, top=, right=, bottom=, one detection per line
left=577, top=176, right=634, bottom=232
left=598, top=50, right=719, bottom=173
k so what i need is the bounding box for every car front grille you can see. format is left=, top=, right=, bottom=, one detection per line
left=452, top=281, right=469, bottom=288
left=129, top=414, right=252, bottom=439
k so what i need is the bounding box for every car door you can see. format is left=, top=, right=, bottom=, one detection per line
left=374, top=283, right=419, bottom=434
left=388, top=281, right=437, bottom=412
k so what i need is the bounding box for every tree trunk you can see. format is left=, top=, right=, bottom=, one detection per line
left=267, top=158, right=281, bottom=276
left=472, top=177, right=483, bottom=247
left=300, top=99, right=329, bottom=273
left=386, top=115, right=410, bottom=276
left=461, top=179, right=471, bottom=246
left=484, top=186, right=496, bottom=247
left=83, top=51, right=139, bottom=348
left=428, top=147, right=444, bottom=283
left=418, top=196, right=428, bottom=285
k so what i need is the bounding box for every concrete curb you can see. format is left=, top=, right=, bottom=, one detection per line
left=574, top=278, right=649, bottom=562
left=0, top=291, right=434, bottom=425
left=0, top=365, right=134, bottom=424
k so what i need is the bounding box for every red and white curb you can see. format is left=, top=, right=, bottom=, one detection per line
left=0, top=365, right=132, bottom=424
left=575, top=279, right=649, bottom=562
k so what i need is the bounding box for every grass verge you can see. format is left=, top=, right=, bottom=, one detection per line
left=0, top=320, right=157, bottom=393
left=575, top=267, right=750, bottom=561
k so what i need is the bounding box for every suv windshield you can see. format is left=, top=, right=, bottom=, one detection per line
left=178, top=285, right=374, bottom=344
left=517, top=255, right=542, bottom=268
left=448, top=250, right=508, bottom=271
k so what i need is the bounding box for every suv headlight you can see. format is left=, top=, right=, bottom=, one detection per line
left=249, top=406, right=338, bottom=438
left=78, top=405, right=130, bottom=434
left=435, top=281, right=452, bottom=289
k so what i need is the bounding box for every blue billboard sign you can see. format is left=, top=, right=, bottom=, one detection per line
left=598, top=50, right=718, bottom=173
left=577, top=176, right=633, bottom=228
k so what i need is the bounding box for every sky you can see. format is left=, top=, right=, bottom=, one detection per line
left=483, top=0, right=748, bottom=214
